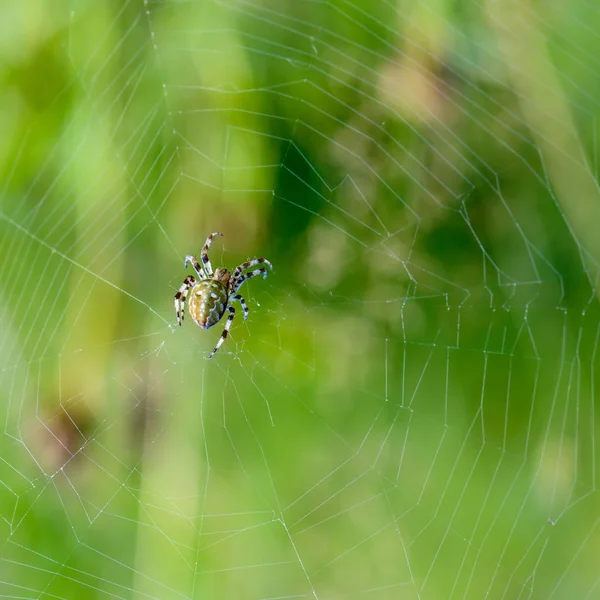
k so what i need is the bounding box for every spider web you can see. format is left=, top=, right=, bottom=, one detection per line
left=1, top=0, right=600, bottom=597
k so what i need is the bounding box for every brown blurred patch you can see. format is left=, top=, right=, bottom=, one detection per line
left=28, top=399, right=95, bottom=474
left=378, top=56, right=449, bottom=125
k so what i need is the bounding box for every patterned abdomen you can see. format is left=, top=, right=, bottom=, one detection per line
left=188, top=280, right=228, bottom=329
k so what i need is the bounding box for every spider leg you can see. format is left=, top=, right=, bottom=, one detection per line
left=208, top=305, right=235, bottom=359
left=184, top=255, right=205, bottom=279
left=174, top=275, right=195, bottom=325
left=231, top=257, right=273, bottom=282
left=201, top=232, right=223, bottom=277
left=230, top=294, right=249, bottom=321
left=232, top=267, right=269, bottom=294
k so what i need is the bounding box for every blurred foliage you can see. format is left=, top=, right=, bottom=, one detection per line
left=1, top=0, right=600, bottom=598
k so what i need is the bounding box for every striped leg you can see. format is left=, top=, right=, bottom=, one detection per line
left=231, top=257, right=273, bottom=282
left=230, top=294, right=249, bottom=321
left=208, top=306, right=235, bottom=359
left=201, top=232, right=223, bottom=277
left=174, top=275, right=195, bottom=325
left=184, top=255, right=205, bottom=279
left=232, top=268, right=269, bottom=293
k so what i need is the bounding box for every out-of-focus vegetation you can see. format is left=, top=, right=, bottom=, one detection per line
left=1, top=0, right=600, bottom=598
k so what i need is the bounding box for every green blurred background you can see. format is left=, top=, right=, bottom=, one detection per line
left=1, top=0, right=600, bottom=598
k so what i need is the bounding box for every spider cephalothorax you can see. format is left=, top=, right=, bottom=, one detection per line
left=174, top=232, right=272, bottom=358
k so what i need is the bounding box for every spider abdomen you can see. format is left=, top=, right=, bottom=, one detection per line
left=188, top=280, right=228, bottom=329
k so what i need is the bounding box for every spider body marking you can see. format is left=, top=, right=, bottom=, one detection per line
left=174, top=233, right=272, bottom=358
left=188, top=275, right=229, bottom=330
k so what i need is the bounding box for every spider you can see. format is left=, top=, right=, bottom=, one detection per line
left=174, top=232, right=272, bottom=358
